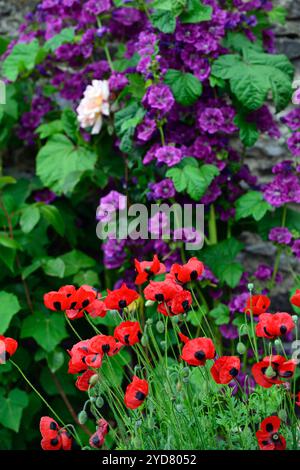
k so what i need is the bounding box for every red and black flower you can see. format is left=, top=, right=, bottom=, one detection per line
left=124, top=376, right=149, bottom=409
left=144, top=279, right=182, bottom=303
left=85, top=298, right=107, bottom=318
left=290, top=289, right=300, bottom=308
left=89, top=334, right=122, bottom=357
left=244, top=294, right=271, bottom=316
left=0, top=336, right=18, bottom=364
left=252, top=355, right=296, bottom=388
left=210, top=356, right=241, bottom=384
left=89, top=418, right=109, bottom=449
left=114, top=321, right=142, bottom=346
left=76, top=370, right=98, bottom=392
left=256, top=416, right=286, bottom=450
left=171, top=257, right=204, bottom=284
left=68, top=339, right=102, bottom=374
left=256, top=312, right=295, bottom=339
left=44, top=285, right=76, bottom=312
left=179, top=333, right=215, bottom=366
left=40, top=417, right=73, bottom=451
left=105, top=284, right=139, bottom=311
left=134, top=255, right=166, bottom=285
left=157, top=290, right=193, bottom=316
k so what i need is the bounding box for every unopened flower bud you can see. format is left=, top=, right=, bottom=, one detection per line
left=156, top=320, right=165, bottom=334
left=78, top=411, right=88, bottom=425
left=145, top=300, right=155, bottom=308
left=160, top=340, right=166, bottom=350
left=182, top=376, right=189, bottom=383
left=135, top=419, right=142, bottom=429
left=89, top=374, right=99, bottom=386
left=237, top=342, right=247, bottom=355
left=292, top=315, right=298, bottom=323
left=247, top=283, right=254, bottom=292
left=274, top=339, right=281, bottom=348
left=176, top=381, right=182, bottom=392
left=265, top=365, right=276, bottom=378
left=278, top=409, right=287, bottom=422
left=182, top=367, right=190, bottom=378
left=146, top=318, right=153, bottom=325
left=141, top=335, right=148, bottom=347
left=95, top=396, right=104, bottom=408
left=175, top=404, right=184, bottom=413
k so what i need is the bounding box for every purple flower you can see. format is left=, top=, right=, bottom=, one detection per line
left=287, top=132, right=300, bottom=157
left=143, top=143, right=160, bottom=165
left=228, top=292, right=249, bottom=314
left=281, top=109, right=300, bottom=131
left=33, top=189, right=57, bottom=204
left=109, top=73, right=128, bottom=91
left=148, top=179, right=175, bottom=200
left=254, top=264, right=272, bottom=281
left=143, top=84, right=174, bottom=115
left=219, top=323, right=239, bottom=340
left=292, top=239, right=300, bottom=259
left=137, top=117, right=156, bottom=142
left=136, top=31, right=157, bottom=57
left=268, top=226, right=292, bottom=245
left=198, top=108, right=224, bottom=134
left=292, top=88, right=300, bottom=105
left=155, top=146, right=183, bottom=167
left=103, top=236, right=127, bottom=269
left=85, top=0, right=111, bottom=15
left=96, top=190, right=126, bottom=222
left=264, top=174, right=300, bottom=207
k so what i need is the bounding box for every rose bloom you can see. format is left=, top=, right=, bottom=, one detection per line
left=77, top=80, right=110, bottom=134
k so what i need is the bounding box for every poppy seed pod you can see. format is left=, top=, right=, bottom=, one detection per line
left=265, top=365, right=277, bottom=378
left=237, top=342, right=247, bottom=355
left=78, top=411, right=88, bottom=425
left=89, top=373, right=100, bottom=386
left=156, top=320, right=165, bottom=334
left=292, top=315, right=298, bottom=323
left=96, top=396, right=104, bottom=408
left=141, top=335, right=149, bottom=347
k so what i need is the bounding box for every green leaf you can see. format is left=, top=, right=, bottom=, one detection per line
left=47, top=349, right=65, bottom=373
left=164, top=69, right=202, bottom=106
left=21, top=311, right=68, bottom=352
left=2, top=39, right=41, bottom=82
left=234, top=113, right=259, bottom=148
left=0, top=389, right=29, bottom=432
left=42, top=258, right=65, bottom=278
left=150, top=10, right=176, bottom=33
left=0, top=234, right=21, bottom=250
left=44, top=28, right=75, bottom=52
left=180, top=0, right=212, bottom=23
left=39, top=204, right=65, bottom=236
left=223, top=32, right=263, bottom=54
left=167, top=163, right=219, bottom=200
left=36, top=120, right=64, bottom=139
left=36, top=134, right=97, bottom=195
left=20, top=206, right=40, bottom=233
left=73, top=270, right=100, bottom=287
left=201, top=238, right=244, bottom=288
left=0, top=291, right=21, bottom=334
left=235, top=191, right=272, bottom=222
left=22, top=259, right=42, bottom=280
left=61, top=108, right=78, bottom=141
left=268, top=6, right=287, bottom=25
left=209, top=304, right=230, bottom=325
left=61, top=249, right=96, bottom=277
left=212, top=50, right=293, bottom=111
left=0, top=176, right=16, bottom=190
left=0, top=246, right=16, bottom=272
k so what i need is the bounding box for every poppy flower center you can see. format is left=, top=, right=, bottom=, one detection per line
left=155, top=293, right=164, bottom=302
left=124, top=334, right=130, bottom=344
left=272, top=433, right=279, bottom=441
left=265, top=423, right=273, bottom=432
left=82, top=299, right=90, bottom=308
left=92, top=434, right=100, bottom=446
left=102, top=344, right=110, bottom=353
left=280, top=325, right=287, bottom=334
left=118, top=300, right=127, bottom=309
left=135, top=391, right=146, bottom=401
left=50, top=421, right=58, bottom=431
left=194, top=350, right=205, bottom=360
left=182, top=300, right=189, bottom=311
left=53, top=301, right=61, bottom=310
left=50, top=438, right=59, bottom=446
left=70, top=301, right=77, bottom=309
left=229, top=367, right=238, bottom=377
left=190, top=270, right=198, bottom=280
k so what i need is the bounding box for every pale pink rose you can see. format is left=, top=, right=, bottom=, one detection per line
left=77, top=80, right=110, bottom=134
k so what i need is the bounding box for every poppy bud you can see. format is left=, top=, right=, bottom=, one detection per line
left=145, top=300, right=155, bottom=307
left=182, top=376, right=189, bottom=383
left=156, top=321, right=165, bottom=334
left=160, top=340, right=166, bottom=350
left=278, top=409, right=287, bottom=422
left=274, top=339, right=281, bottom=348
left=175, top=404, right=184, bottom=413
left=96, top=396, right=104, bottom=408
left=78, top=411, right=88, bottom=425
left=182, top=367, right=190, bottom=378
left=176, top=381, right=182, bottom=392
left=141, top=335, right=149, bottom=347
left=247, top=283, right=254, bottom=292
left=237, top=342, right=246, bottom=355
left=146, top=318, right=153, bottom=325
left=265, top=365, right=276, bottom=378
left=292, top=315, right=298, bottom=323
left=135, top=419, right=142, bottom=429
left=134, top=365, right=142, bottom=374
left=89, top=373, right=99, bottom=386
left=171, top=315, right=180, bottom=323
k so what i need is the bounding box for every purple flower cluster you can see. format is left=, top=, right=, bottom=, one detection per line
left=268, top=227, right=292, bottom=245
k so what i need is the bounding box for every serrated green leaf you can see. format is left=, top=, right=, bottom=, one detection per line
left=21, top=311, right=68, bottom=352
left=20, top=206, right=40, bottom=234
left=164, top=69, right=202, bottom=106
left=37, top=120, right=64, bottom=139
left=61, top=249, right=96, bottom=277
left=180, top=0, right=212, bottom=23
left=209, top=304, right=230, bottom=325
left=44, top=28, right=75, bottom=52
left=39, top=205, right=65, bottom=236
left=0, top=291, right=21, bottom=334
left=42, top=257, right=65, bottom=278
left=2, top=39, right=41, bottom=82
left=0, top=389, right=29, bottom=432
left=150, top=10, right=176, bottom=33
left=235, top=191, right=272, bottom=221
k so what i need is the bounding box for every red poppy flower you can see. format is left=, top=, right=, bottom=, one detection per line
left=114, top=321, right=142, bottom=346
left=89, top=419, right=109, bottom=448
left=105, top=284, right=139, bottom=311
left=256, top=313, right=295, bottom=339
left=40, top=417, right=73, bottom=451
left=144, top=279, right=182, bottom=303
left=171, top=257, right=204, bottom=284
left=76, top=370, right=98, bottom=391
left=156, top=291, right=192, bottom=317
left=244, top=294, right=271, bottom=316
left=290, top=289, right=300, bottom=308
left=0, top=336, right=18, bottom=364
left=210, top=356, right=241, bottom=384
left=85, top=298, right=107, bottom=318
left=124, top=376, right=149, bottom=409
left=68, top=340, right=102, bottom=374
left=134, top=255, right=166, bottom=285
left=252, top=355, right=296, bottom=388
left=179, top=333, right=215, bottom=366
left=44, top=285, right=76, bottom=312
left=256, top=416, right=286, bottom=450
left=68, top=285, right=97, bottom=311
left=89, top=334, right=122, bottom=357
